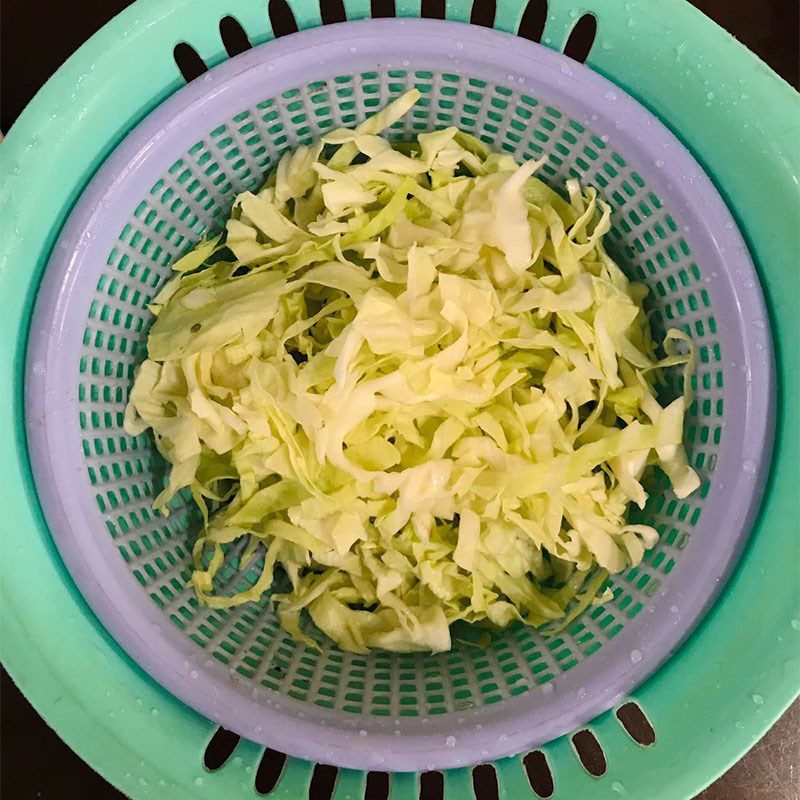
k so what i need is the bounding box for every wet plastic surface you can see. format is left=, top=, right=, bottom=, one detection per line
left=1, top=0, right=797, bottom=797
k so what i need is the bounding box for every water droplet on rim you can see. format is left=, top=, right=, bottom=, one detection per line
left=445, top=735, right=457, bottom=747
left=630, top=649, right=643, bottom=664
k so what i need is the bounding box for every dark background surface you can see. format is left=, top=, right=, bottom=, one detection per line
left=1, top=0, right=798, bottom=131
left=1, top=1, right=797, bottom=799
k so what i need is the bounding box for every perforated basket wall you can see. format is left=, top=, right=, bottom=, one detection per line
left=26, top=20, right=772, bottom=772
left=91, top=73, right=709, bottom=702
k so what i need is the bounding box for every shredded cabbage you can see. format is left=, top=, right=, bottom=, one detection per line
left=125, top=91, right=699, bottom=653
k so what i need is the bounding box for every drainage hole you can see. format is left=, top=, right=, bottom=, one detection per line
left=220, top=15, right=252, bottom=56
left=365, top=770, right=391, bottom=800
left=616, top=701, right=656, bottom=746
left=203, top=727, right=241, bottom=771
left=472, top=763, right=499, bottom=800
left=563, top=13, right=597, bottom=63
left=173, top=42, right=207, bottom=82
left=518, top=0, right=547, bottom=43
left=255, top=748, right=287, bottom=795
left=572, top=729, right=607, bottom=777
left=523, top=750, right=554, bottom=798
left=309, top=763, right=338, bottom=800
left=269, top=0, right=299, bottom=37
left=419, top=770, right=444, bottom=800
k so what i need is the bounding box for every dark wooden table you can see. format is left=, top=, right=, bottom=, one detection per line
left=1, top=1, right=797, bottom=798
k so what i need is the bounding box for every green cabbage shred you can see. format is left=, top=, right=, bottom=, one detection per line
left=125, top=91, right=699, bottom=654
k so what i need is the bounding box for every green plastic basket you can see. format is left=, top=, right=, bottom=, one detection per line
left=1, top=0, right=798, bottom=798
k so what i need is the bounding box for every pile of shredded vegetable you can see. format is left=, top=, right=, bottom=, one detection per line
left=125, top=90, right=699, bottom=653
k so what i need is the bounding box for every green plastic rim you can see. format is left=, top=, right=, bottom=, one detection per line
left=1, top=1, right=798, bottom=798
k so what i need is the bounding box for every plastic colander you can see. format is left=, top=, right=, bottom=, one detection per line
left=1, top=2, right=798, bottom=799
